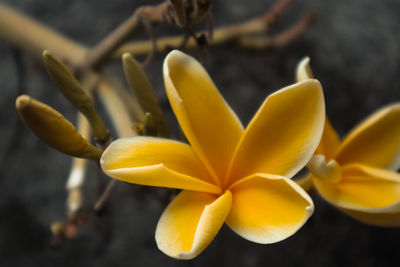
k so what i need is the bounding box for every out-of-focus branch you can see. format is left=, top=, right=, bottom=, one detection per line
left=237, top=12, right=316, bottom=49
left=83, top=1, right=170, bottom=69
left=97, top=76, right=139, bottom=138
left=0, top=3, right=87, bottom=65
left=66, top=114, right=90, bottom=221
left=0, top=0, right=312, bottom=63
left=113, top=0, right=313, bottom=57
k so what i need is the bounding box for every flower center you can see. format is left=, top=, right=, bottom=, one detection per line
left=307, top=155, right=342, bottom=183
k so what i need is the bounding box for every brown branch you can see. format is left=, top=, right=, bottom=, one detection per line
left=0, top=3, right=87, bottom=65
left=83, top=1, right=170, bottom=69
left=113, top=0, right=296, bottom=57
left=236, top=12, right=316, bottom=49
left=94, top=179, right=116, bottom=213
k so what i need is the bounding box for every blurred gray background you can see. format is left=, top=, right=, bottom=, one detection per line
left=1, top=0, right=400, bottom=266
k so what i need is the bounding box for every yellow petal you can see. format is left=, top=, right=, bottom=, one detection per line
left=335, top=104, right=400, bottom=170
left=101, top=136, right=220, bottom=194
left=295, top=56, right=313, bottom=82
left=226, top=173, right=313, bottom=244
left=313, top=164, right=400, bottom=211
left=227, top=80, right=325, bottom=186
left=163, top=50, right=244, bottom=185
left=295, top=57, right=340, bottom=159
left=339, top=207, right=400, bottom=227
left=315, top=118, right=341, bottom=160
left=155, top=190, right=232, bottom=259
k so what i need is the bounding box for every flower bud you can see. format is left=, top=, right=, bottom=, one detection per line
left=16, top=95, right=102, bottom=161
left=42, top=50, right=110, bottom=145
left=122, top=53, right=169, bottom=137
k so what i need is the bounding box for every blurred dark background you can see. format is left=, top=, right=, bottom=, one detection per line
left=1, top=0, right=400, bottom=266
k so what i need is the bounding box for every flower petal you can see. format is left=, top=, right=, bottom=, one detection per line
left=163, top=50, right=244, bottom=185
left=313, top=164, right=400, bottom=211
left=101, top=136, right=221, bottom=194
left=335, top=104, right=400, bottom=170
left=155, top=190, right=232, bottom=259
left=226, top=173, right=313, bottom=244
left=227, top=80, right=325, bottom=185
left=315, top=118, right=341, bottom=160
left=295, top=57, right=340, bottom=160
left=295, top=56, right=313, bottom=82
left=338, top=207, right=400, bottom=227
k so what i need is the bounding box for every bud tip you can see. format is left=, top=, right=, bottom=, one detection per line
left=15, top=94, right=31, bottom=110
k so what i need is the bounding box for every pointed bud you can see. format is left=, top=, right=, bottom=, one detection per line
left=143, top=112, right=156, bottom=136
left=122, top=53, right=169, bottom=137
left=16, top=95, right=102, bottom=161
left=42, top=50, right=110, bottom=145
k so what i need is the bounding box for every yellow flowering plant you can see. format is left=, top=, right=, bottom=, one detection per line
left=296, top=57, right=400, bottom=226
left=101, top=50, right=326, bottom=259
left=5, top=0, right=400, bottom=263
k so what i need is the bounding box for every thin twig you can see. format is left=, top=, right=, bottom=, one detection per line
left=140, top=16, right=157, bottom=67
left=269, top=12, right=316, bottom=47
left=94, top=179, right=116, bottom=213
left=114, top=0, right=296, bottom=57
left=206, top=12, right=214, bottom=42
left=83, top=1, right=169, bottom=69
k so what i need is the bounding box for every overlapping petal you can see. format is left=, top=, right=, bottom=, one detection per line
left=155, top=190, right=232, bottom=259
left=339, top=207, right=400, bottom=227
left=164, top=50, right=244, bottom=185
left=335, top=104, right=400, bottom=170
left=314, top=119, right=341, bottom=160
left=100, top=136, right=221, bottom=194
left=313, top=164, right=400, bottom=211
left=296, top=57, right=340, bottom=159
left=226, top=174, right=313, bottom=244
left=226, top=80, right=325, bottom=185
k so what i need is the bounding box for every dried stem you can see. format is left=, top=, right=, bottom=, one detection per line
left=113, top=0, right=301, bottom=57
left=97, top=76, right=139, bottom=137
left=0, top=3, right=87, bottom=65
left=83, top=1, right=169, bottom=69
left=66, top=114, right=90, bottom=220
left=236, top=12, right=316, bottom=49
left=94, top=179, right=116, bottom=212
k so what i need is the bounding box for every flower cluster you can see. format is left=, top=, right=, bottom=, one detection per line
left=43, top=49, right=400, bottom=260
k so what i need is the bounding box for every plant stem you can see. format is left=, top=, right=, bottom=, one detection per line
left=0, top=3, right=87, bottom=65
left=83, top=1, right=169, bottom=69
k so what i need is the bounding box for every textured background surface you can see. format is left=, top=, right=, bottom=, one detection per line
left=1, top=0, right=400, bottom=266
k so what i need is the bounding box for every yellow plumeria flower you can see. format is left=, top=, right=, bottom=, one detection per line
left=101, top=50, right=325, bottom=259
left=297, top=57, right=400, bottom=226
